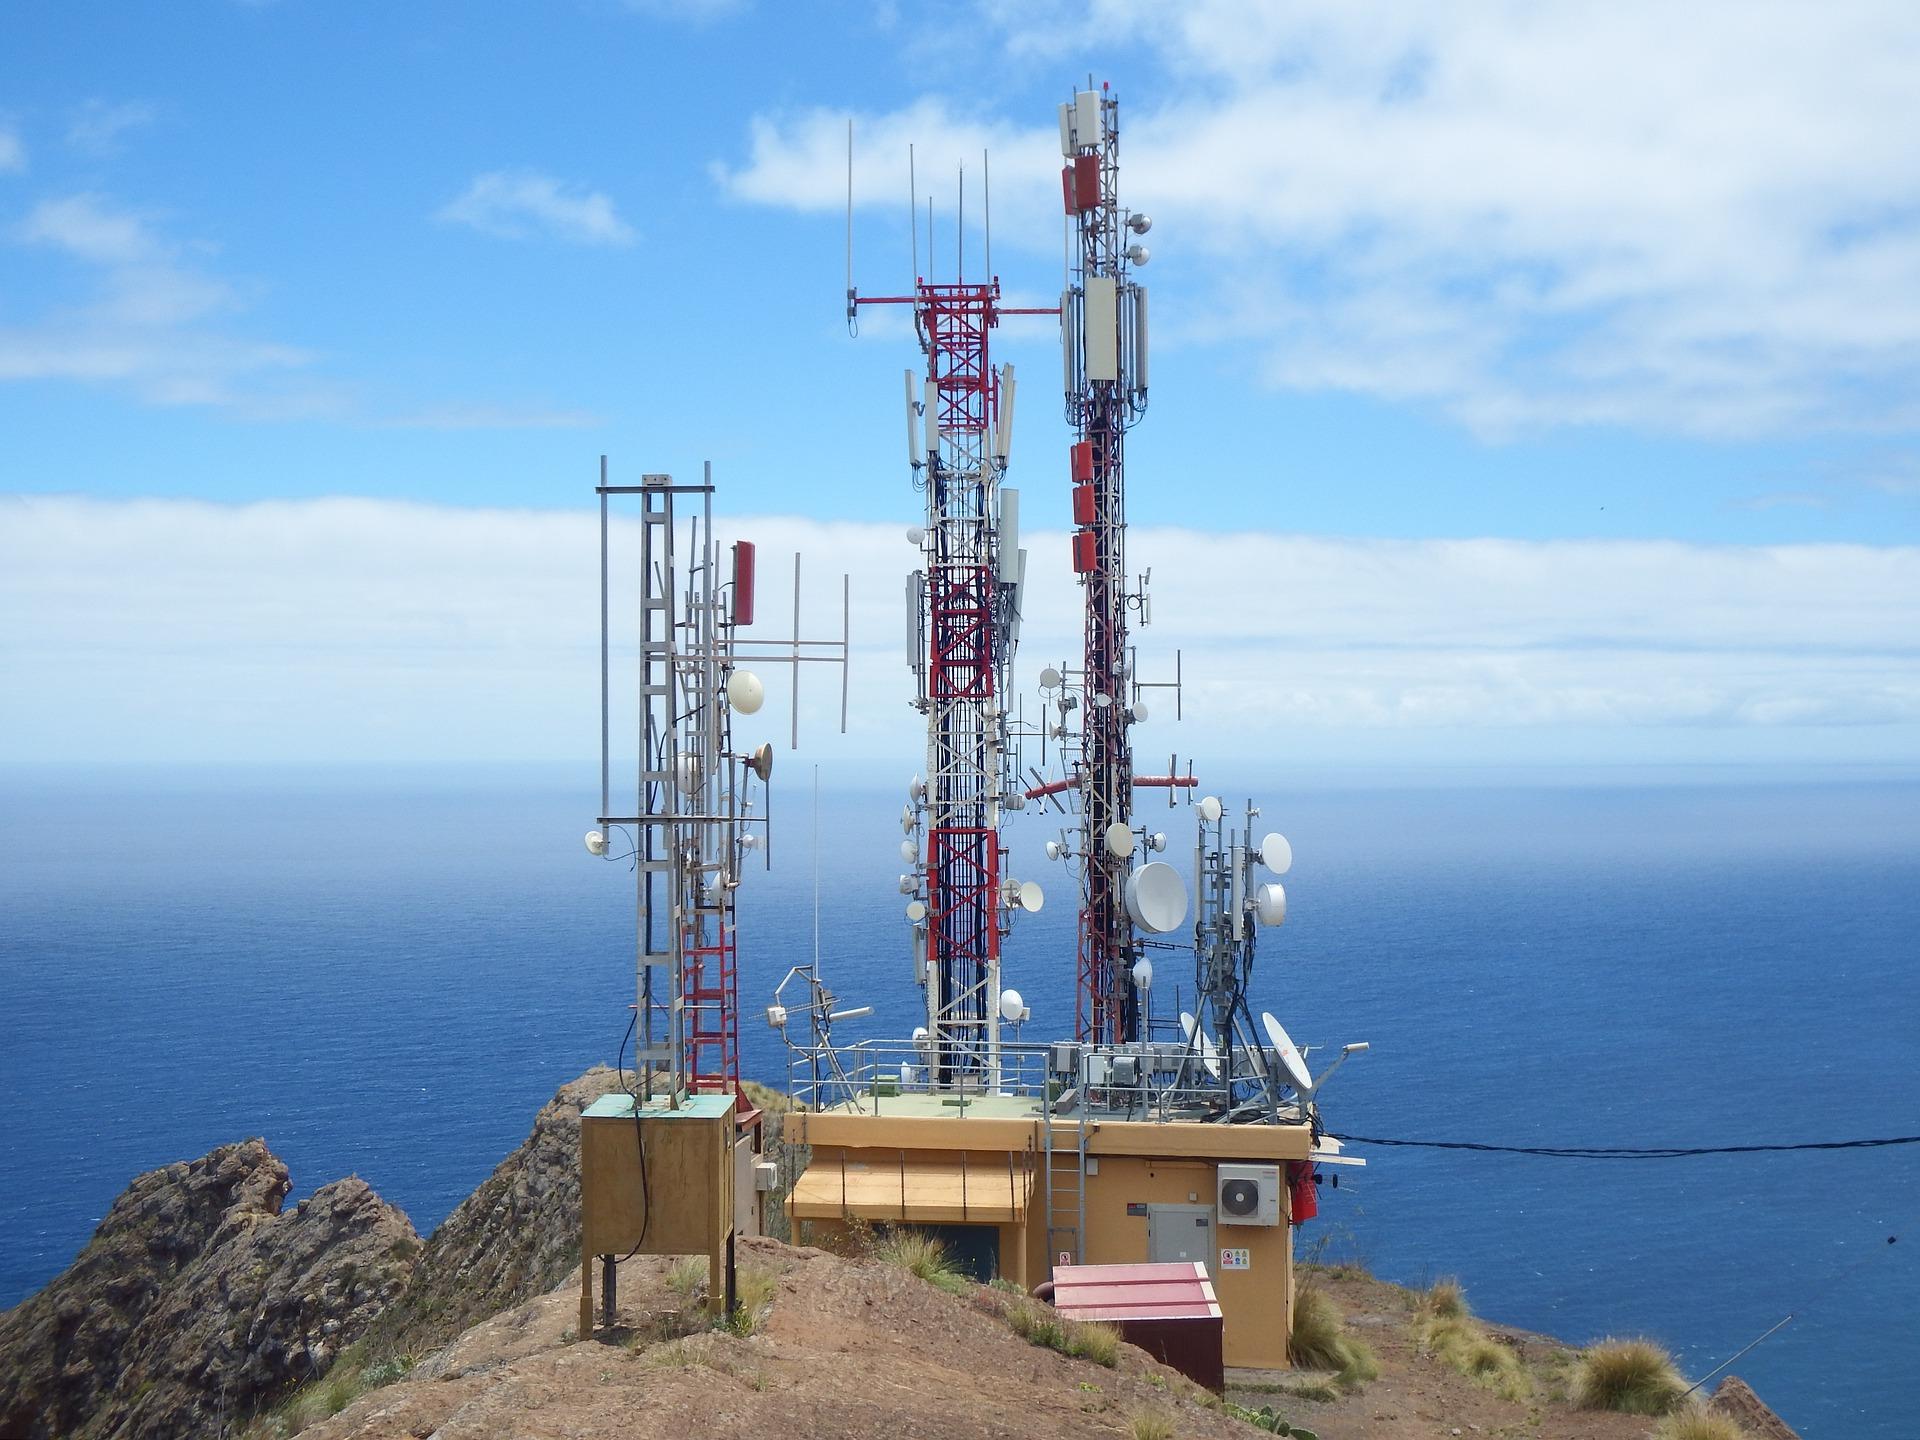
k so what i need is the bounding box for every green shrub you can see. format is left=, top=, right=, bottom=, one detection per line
left=1127, top=1408, right=1176, bottom=1440
left=1571, top=1337, right=1688, bottom=1415
left=1417, top=1313, right=1529, bottom=1401
left=723, top=1264, right=778, bottom=1336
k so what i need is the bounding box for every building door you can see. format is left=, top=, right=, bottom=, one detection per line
left=1146, top=1204, right=1216, bottom=1276
left=922, top=1223, right=1001, bottom=1281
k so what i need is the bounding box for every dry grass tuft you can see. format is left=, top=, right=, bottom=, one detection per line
left=1653, top=1407, right=1751, bottom=1440
left=1571, top=1337, right=1689, bottom=1415
left=1423, top=1276, right=1469, bottom=1321
left=1126, top=1406, right=1177, bottom=1440
left=872, top=1227, right=970, bottom=1296
left=1287, top=1286, right=1378, bottom=1392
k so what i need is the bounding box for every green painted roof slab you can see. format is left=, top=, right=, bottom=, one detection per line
left=582, top=1092, right=735, bottom=1120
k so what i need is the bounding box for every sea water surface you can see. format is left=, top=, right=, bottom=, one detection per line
left=2, top=766, right=1915, bottom=1439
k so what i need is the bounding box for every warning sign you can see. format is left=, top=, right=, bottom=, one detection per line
left=1220, top=1247, right=1251, bottom=1271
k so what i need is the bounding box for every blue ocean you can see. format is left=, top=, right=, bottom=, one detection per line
left=2, top=766, right=1915, bottom=1438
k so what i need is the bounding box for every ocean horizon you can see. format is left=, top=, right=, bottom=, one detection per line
left=3, top=763, right=1915, bottom=1438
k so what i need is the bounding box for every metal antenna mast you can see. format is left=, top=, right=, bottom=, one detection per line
left=849, top=138, right=1056, bottom=1088
left=1055, top=86, right=1185, bottom=1045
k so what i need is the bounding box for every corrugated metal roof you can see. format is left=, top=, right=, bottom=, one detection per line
left=1051, top=1261, right=1221, bottom=1321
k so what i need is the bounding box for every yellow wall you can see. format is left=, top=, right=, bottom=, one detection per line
left=789, top=1113, right=1304, bottom=1372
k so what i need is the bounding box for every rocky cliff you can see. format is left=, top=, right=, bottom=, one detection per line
left=0, top=1142, right=416, bottom=1440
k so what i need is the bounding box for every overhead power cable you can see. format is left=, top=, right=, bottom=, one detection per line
left=1327, top=1132, right=1920, bottom=1159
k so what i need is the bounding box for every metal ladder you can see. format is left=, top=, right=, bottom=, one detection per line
left=1041, top=1103, right=1089, bottom=1271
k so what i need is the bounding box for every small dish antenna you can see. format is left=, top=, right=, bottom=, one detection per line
left=905, top=899, right=927, bottom=922
left=900, top=804, right=915, bottom=834
left=1131, top=956, right=1153, bottom=989
left=1038, top=665, right=1062, bottom=691
left=1179, top=1011, right=1221, bottom=1078
left=1104, top=822, right=1136, bottom=859
left=725, top=668, right=765, bottom=715
left=750, top=743, right=775, bottom=782
left=1259, top=832, right=1292, bottom=874
left=1018, top=879, right=1044, bottom=913
left=583, top=830, right=608, bottom=856
left=675, top=754, right=703, bottom=795
left=1044, top=839, right=1064, bottom=861
left=999, top=988, right=1027, bottom=1023
left=1131, top=699, right=1149, bottom=723
left=900, top=839, right=918, bottom=863
left=897, top=873, right=915, bottom=894
left=1253, top=881, right=1287, bottom=926
left=1125, top=861, right=1188, bottom=933
left=908, top=775, right=927, bottom=802
left=906, top=525, right=925, bottom=545
left=1262, top=1012, right=1313, bottom=1094
left=1197, top=795, right=1223, bottom=823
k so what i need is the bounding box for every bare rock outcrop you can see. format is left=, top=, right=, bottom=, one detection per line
left=0, top=1142, right=418, bottom=1440
left=359, top=1065, right=629, bottom=1358
left=1708, top=1374, right=1802, bottom=1439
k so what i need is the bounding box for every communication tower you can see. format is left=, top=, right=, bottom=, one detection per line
left=849, top=151, right=1055, bottom=1088
left=1042, top=86, right=1196, bottom=1045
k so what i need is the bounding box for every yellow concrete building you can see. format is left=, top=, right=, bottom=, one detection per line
left=787, top=1094, right=1312, bottom=1370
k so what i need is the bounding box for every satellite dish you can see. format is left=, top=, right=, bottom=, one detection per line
left=1018, top=880, right=1044, bottom=913
left=905, top=899, right=927, bottom=922
left=1148, top=832, right=1167, bottom=853
left=1262, top=1012, right=1313, bottom=1094
left=1253, top=882, right=1287, bottom=926
left=1093, top=692, right=1112, bottom=708
left=906, top=525, right=925, bottom=545
left=900, top=839, right=918, bottom=863
left=750, top=743, right=775, bottom=782
left=1131, top=700, right=1148, bottom=723
left=1179, top=1011, right=1221, bottom=1079
left=675, top=754, right=703, bottom=795
left=1104, top=822, right=1136, bottom=859
left=999, top=989, right=1025, bottom=1023
left=908, top=775, right=927, bottom=802
left=1125, top=861, right=1188, bottom=933
left=1197, top=795, right=1222, bottom=823
left=1038, top=666, right=1062, bottom=692
left=1131, top=956, right=1152, bottom=990
left=583, top=830, right=608, bottom=857
left=1044, top=839, right=1063, bottom=861
left=725, top=668, right=765, bottom=715
left=898, top=873, right=915, bottom=894
left=1259, top=832, right=1292, bottom=874
left=901, top=804, right=914, bottom=834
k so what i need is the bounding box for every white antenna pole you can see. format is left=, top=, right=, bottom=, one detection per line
left=984, top=147, right=991, bottom=281
left=908, top=143, right=918, bottom=282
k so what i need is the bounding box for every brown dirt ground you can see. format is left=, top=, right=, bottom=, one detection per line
left=1227, top=1266, right=1683, bottom=1440
left=294, top=1244, right=1739, bottom=1440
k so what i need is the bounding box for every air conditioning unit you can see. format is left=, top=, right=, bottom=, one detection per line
left=1217, top=1164, right=1282, bottom=1226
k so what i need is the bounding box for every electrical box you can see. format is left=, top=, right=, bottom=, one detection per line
left=1050, top=1041, right=1083, bottom=1075
left=753, top=1160, right=779, bottom=1192
left=1216, top=1163, right=1282, bottom=1227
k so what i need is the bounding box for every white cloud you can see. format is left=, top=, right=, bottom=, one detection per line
left=3, top=194, right=311, bottom=406
left=66, top=99, right=156, bottom=155
left=0, top=128, right=23, bottom=173
left=723, top=2, right=1920, bottom=437
left=438, top=171, right=636, bottom=246
left=2, top=496, right=1915, bottom=766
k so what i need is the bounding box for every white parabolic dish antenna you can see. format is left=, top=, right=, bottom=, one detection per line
left=1126, top=861, right=1188, bottom=933
left=1253, top=882, right=1287, bottom=926
left=1104, top=821, right=1136, bottom=859
left=1179, top=1011, right=1222, bottom=1078
left=1259, top=832, right=1293, bottom=874
left=1038, top=665, right=1062, bottom=691
left=1263, top=1012, right=1314, bottom=1093
left=1018, top=880, right=1045, bottom=913
left=725, top=668, right=764, bottom=715
left=1197, top=795, right=1223, bottom=823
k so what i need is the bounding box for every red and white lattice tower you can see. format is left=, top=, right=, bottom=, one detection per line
left=1058, top=85, right=1181, bottom=1045
left=854, top=243, right=1049, bottom=1086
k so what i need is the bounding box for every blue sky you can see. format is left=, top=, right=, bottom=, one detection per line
left=3, top=1, right=1918, bottom=767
